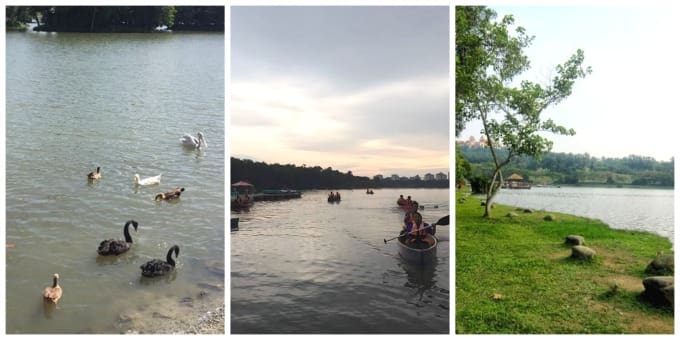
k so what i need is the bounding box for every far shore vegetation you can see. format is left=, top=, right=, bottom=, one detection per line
left=5, top=6, right=224, bottom=33
left=455, top=188, right=673, bottom=334
left=231, top=157, right=449, bottom=190
left=458, top=143, right=674, bottom=190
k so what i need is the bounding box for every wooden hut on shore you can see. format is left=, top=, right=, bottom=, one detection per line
left=503, top=173, right=531, bottom=189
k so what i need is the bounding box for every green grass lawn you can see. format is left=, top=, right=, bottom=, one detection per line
left=455, top=190, right=673, bottom=334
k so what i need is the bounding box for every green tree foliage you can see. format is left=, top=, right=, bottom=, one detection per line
left=455, top=144, right=471, bottom=186
left=15, top=6, right=222, bottom=33
left=6, top=6, right=33, bottom=29
left=459, top=144, right=674, bottom=187
left=455, top=6, right=591, bottom=217
left=232, top=158, right=448, bottom=190
left=171, top=6, right=224, bottom=31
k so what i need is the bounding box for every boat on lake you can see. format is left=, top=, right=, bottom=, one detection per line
left=231, top=218, right=239, bottom=232
left=231, top=181, right=255, bottom=210
left=397, top=234, right=437, bottom=265
left=254, top=189, right=302, bottom=201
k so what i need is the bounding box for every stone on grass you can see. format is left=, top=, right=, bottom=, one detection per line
left=565, top=235, right=585, bottom=246
left=544, top=214, right=555, bottom=221
left=571, top=245, right=596, bottom=261
left=642, top=276, right=674, bottom=306
left=506, top=212, right=517, bottom=218
left=523, top=208, right=533, bottom=213
left=645, top=253, right=674, bottom=275
left=481, top=201, right=486, bottom=206
left=662, top=285, right=674, bottom=307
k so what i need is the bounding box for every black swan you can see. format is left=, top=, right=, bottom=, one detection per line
left=97, top=220, right=139, bottom=256
left=43, top=273, right=62, bottom=304
left=140, top=245, right=180, bottom=277
left=88, top=166, right=101, bottom=180
left=155, top=188, right=185, bottom=201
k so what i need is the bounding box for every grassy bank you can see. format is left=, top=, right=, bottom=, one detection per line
left=455, top=190, right=673, bottom=334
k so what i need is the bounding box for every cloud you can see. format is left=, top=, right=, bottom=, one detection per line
left=231, top=6, right=450, bottom=176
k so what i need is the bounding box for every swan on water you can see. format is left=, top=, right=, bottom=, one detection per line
left=43, top=273, right=63, bottom=304
left=134, top=174, right=161, bottom=186
left=97, top=220, right=139, bottom=256
left=180, top=132, right=207, bottom=149
left=140, top=245, right=180, bottom=277
left=88, top=166, right=102, bottom=180
left=155, top=188, right=185, bottom=201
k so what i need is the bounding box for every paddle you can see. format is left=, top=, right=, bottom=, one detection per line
left=383, top=215, right=450, bottom=244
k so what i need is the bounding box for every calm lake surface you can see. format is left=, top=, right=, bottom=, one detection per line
left=494, top=186, right=674, bottom=243
left=231, top=188, right=450, bottom=334
left=6, top=30, right=224, bottom=333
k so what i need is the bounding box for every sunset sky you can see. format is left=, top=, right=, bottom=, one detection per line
left=458, top=5, right=678, bottom=162
left=230, top=6, right=450, bottom=177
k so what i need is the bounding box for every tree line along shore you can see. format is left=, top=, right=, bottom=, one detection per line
left=6, top=6, right=224, bottom=32
left=231, top=157, right=449, bottom=190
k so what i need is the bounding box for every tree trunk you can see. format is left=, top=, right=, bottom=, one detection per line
left=483, top=168, right=504, bottom=217
left=90, top=7, right=97, bottom=32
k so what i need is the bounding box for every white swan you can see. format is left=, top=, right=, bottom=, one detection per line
left=134, top=174, right=161, bottom=186
left=180, top=132, right=207, bottom=149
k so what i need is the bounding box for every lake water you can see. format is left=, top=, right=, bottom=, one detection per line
left=5, top=30, right=225, bottom=333
left=231, top=188, right=450, bottom=334
left=493, top=186, right=674, bottom=243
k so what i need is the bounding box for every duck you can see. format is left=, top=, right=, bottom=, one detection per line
left=97, top=220, right=139, bottom=256
left=140, top=245, right=180, bottom=277
left=87, top=166, right=102, bottom=180
left=155, top=188, right=185, bottom=201
left=134, top=174, right=161, bottom=186
left=42, top=273, right=62, bottom=304
left=180, top=132, right=207, bottom=149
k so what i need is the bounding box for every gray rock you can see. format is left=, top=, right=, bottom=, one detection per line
left=523, top=208, right=533, bottom=213
left=571, top=245, right=596, bottom=261
left=565, top=235, right=585, bottom=246
left=506, top=212, right=517, bottom=218
left=544, top=214, right=555, bottom=221
left=645, top=253, right=674, bottom=275
left=642, top=276, right=674, bottom=306
left=662, top=285, right=674, bottom=307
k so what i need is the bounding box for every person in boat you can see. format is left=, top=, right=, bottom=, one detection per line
left=401, top=212, right=433, bottom=248
left=397, top=195, right=406, bottom=205
left=406, top=196, right=413, bottom=206
left=403, top=200, right=419, bottom=225
left=242, top=193, right=250, bottom=205
left=335, top=192, right=341, bottom=200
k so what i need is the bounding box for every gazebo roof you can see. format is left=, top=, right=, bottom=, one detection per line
left=507, top=173, right=524, bottom=181
left=231, top=181, right=254, bottom=187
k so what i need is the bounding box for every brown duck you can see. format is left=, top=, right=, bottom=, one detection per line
left=155, top=188, right=185, bottom=201
left=43, top=273, right=63, bottom=304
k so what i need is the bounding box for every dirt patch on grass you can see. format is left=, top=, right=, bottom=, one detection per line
left=586, top=299, right=672, bottom=334
left=626, top=314, right=674, bottom=334
left=593, top=275, right=644, bottom=292
left=591, top=246, right=641, bottom=272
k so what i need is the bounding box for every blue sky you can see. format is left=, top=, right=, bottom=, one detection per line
left=459, top=5, right=678, bottom=162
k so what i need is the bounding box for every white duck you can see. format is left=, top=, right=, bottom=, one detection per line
left=134, top=174, right=161, bottom=186
left=180, top=132, right=207, bottom=149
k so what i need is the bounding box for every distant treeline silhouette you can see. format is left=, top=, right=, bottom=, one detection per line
left=231, top=157, right=449, bottom=190
left=6, top=6, right=224, bottom=32
left=459, top=145, right=674, bottom=187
